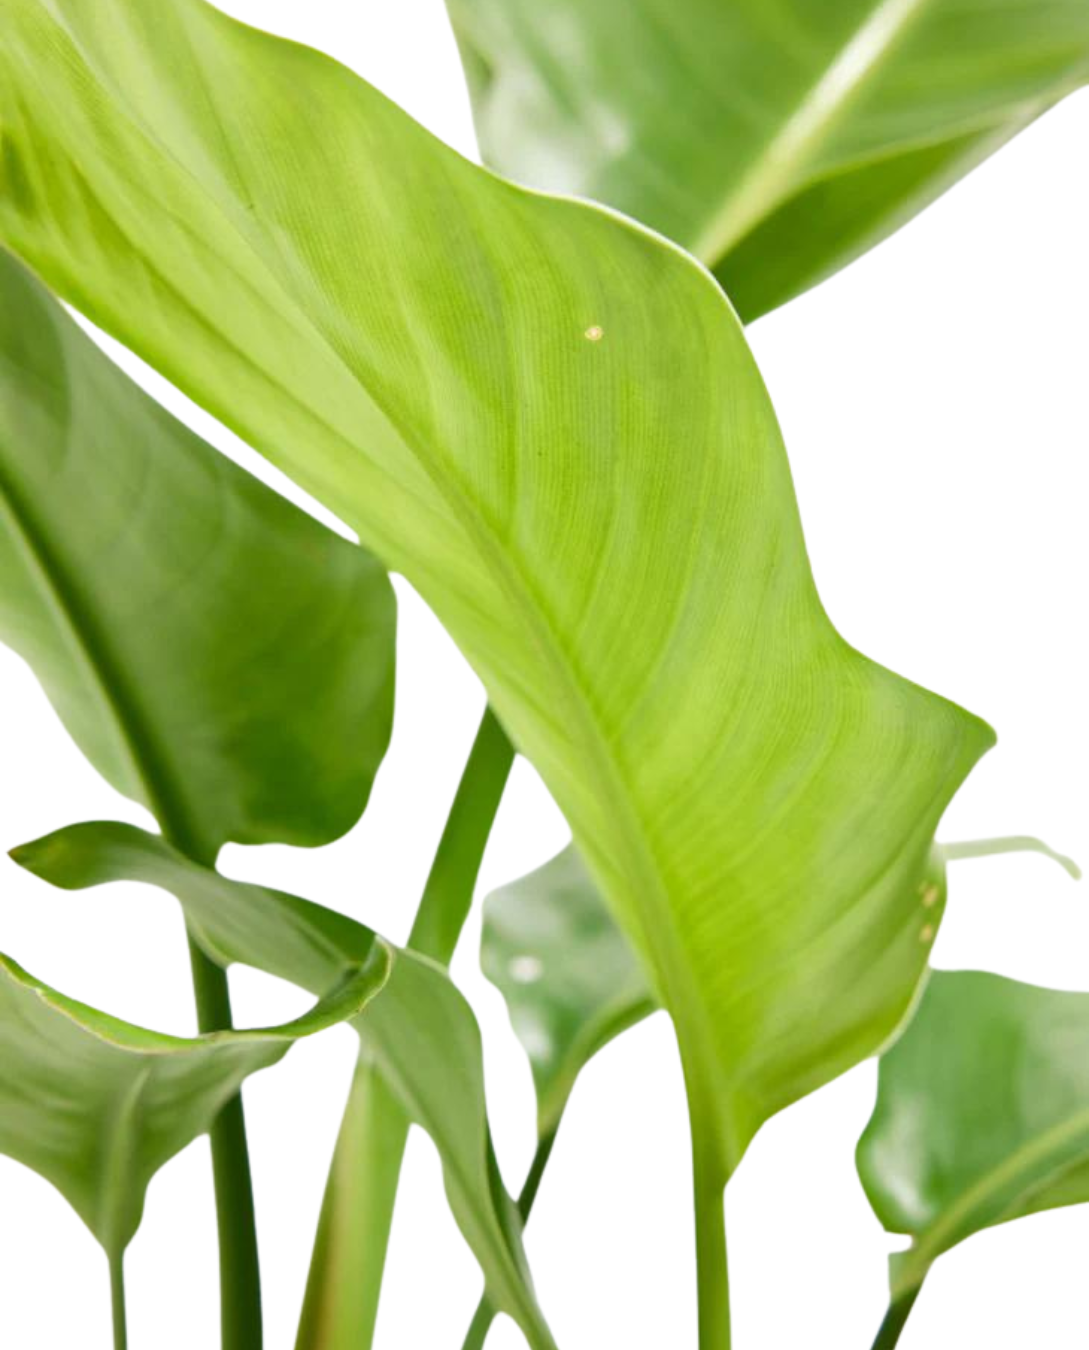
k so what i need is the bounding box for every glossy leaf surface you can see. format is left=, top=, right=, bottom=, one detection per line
left=859, top=970, right=1089, bottom=1303
left=483, top=845, right=654, bottom=1137
left=447, top=0, right=1089, bottom=318
left=0, top=248, right=395, bottom=859
left=0, top=944, right=385, bottom=1260
left=0, top=0, right=993, bottom=1176
left=12, top=821, right=555, bottom=1349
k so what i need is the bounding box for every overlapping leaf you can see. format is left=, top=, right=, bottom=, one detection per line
left=0, top=248, right=394, bottom=860
left=446, top=0, right=1089, bottom=319
left=485, top=837, right=1078, bottom=1144
left=0, top=941, right=386, bottom=1260
left=859, top=970, right=1089, bottom=1314
left=11, top=821, right=556, bottom=1350
left=0, top=0, right=993, bottom=1177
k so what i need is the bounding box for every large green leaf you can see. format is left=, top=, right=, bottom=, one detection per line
left=0, top=942, right=386, bottom=1261
left=0, top=247, right=394, bottom=861
left=0, top=0, right=993, bottom=1178
left=858, top=970, right=1089, bottom=1326
left=11, top=820, right=556, bottom=1350
left=487, top=836, right=1079, bottom=1139
left=446, top=0, right=1089, bottom=319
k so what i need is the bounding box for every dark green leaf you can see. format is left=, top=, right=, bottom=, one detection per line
left=859, top=969, right=1089, bottom=1306
left=0, top=248, right=394, bottom=859
left=446, top=0, right=1089, bottom=318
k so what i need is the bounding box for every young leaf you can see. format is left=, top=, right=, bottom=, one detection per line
left=0, top=945, right=387, bottom=1261
left=858, top=970, right=1089, bottom=1325
left=446, top=0, right=1089, bottom=319
left=0, top=0, right=993, bottom=1180
left=11, top=821, right=557, bottom=1350
left=0, top=248, right=395, bottom=861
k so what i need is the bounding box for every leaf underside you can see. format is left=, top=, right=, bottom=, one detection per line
left=0, top=0, right=993, bottom=1175
left=12, top=821, right=555, bottom=1349
left=0, top=943, right=386, bottom=1259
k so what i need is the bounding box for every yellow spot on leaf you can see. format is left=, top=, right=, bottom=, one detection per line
left=584, top=325, right=604, bottom=342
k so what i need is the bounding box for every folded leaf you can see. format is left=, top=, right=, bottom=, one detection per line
left=11, top=821, right=556, bottom=1350
left=0, top=0, right=993, bottom=1177
left=446, top=0, right=1089, bottom=318
left=858, top=970, right=1089, bottom=1310
left=0, top=944, right=387, bottom=1261
left=0, top=248, right=395, bottom=860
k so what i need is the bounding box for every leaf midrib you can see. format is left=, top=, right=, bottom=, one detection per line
left=692, top=0, right=933, bottom=263
left=36, top=16, right=735, bottom=1170
left=894, top=1107, right=1089, bottom=1297
left=0, top=394, right=208, bottom=855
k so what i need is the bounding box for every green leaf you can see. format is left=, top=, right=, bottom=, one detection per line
left=0, top=943, right=387, bottom=1261
left=486, top=835, right=1079, bottom=1143
left=483, top=845, right=654, bottom=1138
left=858, top=970, right=1089, bottom=1308
left=11, top=820, right=556, bottom=1350
left=0, top=247, right=395, bottom=860
left=446, top=0, right=1089, bottom=319
left=0, top=0, right=993, bottom=1177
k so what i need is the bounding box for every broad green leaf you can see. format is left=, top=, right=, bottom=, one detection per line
left=483, top=845, right=655, bottom=1138
left=0, top=943, right=386, bottom=1261
left=11, top=820, right=556, bottom=1350
left=446, top=0, right=1089, bottom=319
left=0, top=0, right=993, bottom=1177
left=486, top=836, right=1079, bottom=1141
left=0, top=247, right=395, bottom=860
left=858, top=970, right=1089, bottom=1311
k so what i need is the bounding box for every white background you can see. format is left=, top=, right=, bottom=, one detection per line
left=1, top=3, right=1086, bottom=1347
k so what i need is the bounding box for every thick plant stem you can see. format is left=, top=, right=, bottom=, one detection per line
left=461, top=1128, right=560, bottom=1350
left=870, top=1286, right=922, bottom=1350
left=297, top=704, right=515, bottom=1349
left=690, top=1116, right=730, bottom=1350
left=109, top=1252, right=128, bottom=1350
left=187, top=933, right=263, bottom=1350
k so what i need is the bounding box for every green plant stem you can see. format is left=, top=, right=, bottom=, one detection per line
left=691, top=1114, right=731, bottom=1350
left=297, top=704, right=514, bottom=1349
left=461, top=1127, right=560, bottom=1350
left=870, top=1286, right=922, bottom=1350
left=109, top=1252, right=128, bottom=1350
left=187, top=932, right=263, bottom=1350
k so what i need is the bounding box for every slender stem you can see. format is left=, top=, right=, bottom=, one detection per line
left=870, top=1286, right=922, bottom=1350
left=187, top=933, right=263, bottom=1350
left=460, top=1127, right=560, bottom=1350
left=109, top=1252, right=128, bottom=1350
left=409, top=704, right=516, bottom=963
left=297, top=704, right=515, bottom=1349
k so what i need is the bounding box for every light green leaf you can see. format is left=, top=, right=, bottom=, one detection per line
left=446, top=0, right=1089, bottom=319
left=11, top=820, right=556, bottom=1350
left=0, top=943, right=387, bottom=1261
left=0, top=247, right=395, bottom=860
left=0, top=0, right=993, bottom=1177
left=483, top=845, right=654, bottom=1138
left=858, top=970, right=1089, bottom=1312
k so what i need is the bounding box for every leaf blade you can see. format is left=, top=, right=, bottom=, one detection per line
left=0, top=0, right=993, bottom=1172
left=446, top=0, right=1089, bottom=317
